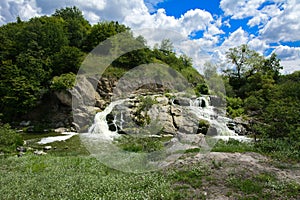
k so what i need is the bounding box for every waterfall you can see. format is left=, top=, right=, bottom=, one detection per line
left=88, top=99, right=125, bottom=141
left=190, top=96, right=237, bottom=136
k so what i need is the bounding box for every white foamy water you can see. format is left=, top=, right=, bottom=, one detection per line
left=37, top=132, right=78, bottom=144
left=213, top=135, right=253, bottom=142
left=88, top=99, right=126, bottom=141
left=190, top=96, right=237, bottom=136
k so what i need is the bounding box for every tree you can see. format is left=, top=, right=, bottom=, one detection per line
left=84, top=21, right=129, bottom=52
left=53, top=6, right=91, bottom=49
left=51, top=46, right=84, bottom=75
left=159, top=39, right=174, bottom=54
left=224, top=44, right=282, bottom=99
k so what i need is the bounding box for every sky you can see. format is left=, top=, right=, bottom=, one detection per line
left=0, top=0, right=300, bottom=73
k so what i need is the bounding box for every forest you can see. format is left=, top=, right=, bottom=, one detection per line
left=0, top=6, right=299, bottom=199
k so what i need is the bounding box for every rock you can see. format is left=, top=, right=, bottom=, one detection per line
left=210, top=95, right=225, bottom=107
left=230, top=117, right=251, bottom=135
left=174, top=111, right=200, bottom=134
left=170, top=106, right=181, bottom=116
left=234, top=124, right=248, bottom=135
left=43, top=146, right=52, bottom=151
left=16, top=146, right=26, bottom=152
left=54, top=127, right=68, bottom=133
left=20, top=121, right=31, bottom=126
left=207, top=127, right=218, bottom=136
left=155, top=96, right=169, bottom=105
left=177, top=132, right=204, bottom=145
left=173, top=97, right=190, bottom=106
left=55, top=122, right=64, bottom=128
left=54, top=90, right=72, bottom=106
left=147, top=104, right=177, bottom=134
left=17, top=152, right=24, bottom=157
left=34, top=150, right=47, bottom=155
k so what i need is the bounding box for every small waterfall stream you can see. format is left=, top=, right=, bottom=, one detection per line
left=189, top=96, right=236, bottom=136
left=86, top=95, right=250, bottom=142
left=88, top=99, right=126, bottom=141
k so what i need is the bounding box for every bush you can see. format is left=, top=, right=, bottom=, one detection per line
left=195, top=83, right=209, bottom=96
left=50, top=72, right=76, bottom=90
left=226, top=97, right=245, bottom=118
left=0, top=124, right=23, bottom=153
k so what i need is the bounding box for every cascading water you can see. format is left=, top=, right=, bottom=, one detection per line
left=88, top=99, right=126, bottom=141
left=86, top=95, right=250, bottom=143
left=189, top=96, right=236, bottom=136
left=190, top=96, right=251, bottom=142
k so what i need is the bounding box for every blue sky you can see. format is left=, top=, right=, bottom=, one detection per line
left=0, top=0, right=299, bottom=73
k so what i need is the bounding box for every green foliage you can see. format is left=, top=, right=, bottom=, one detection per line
left=255, top=138, right=300, bottom=162
left=226, top=97, right=245, bottom=118
left=0, top=8, right=205, bottom=121
left=0, top=124, right=23, bottom=153
left=51, top=46, right=84, bottom=75
left=53, top=6, right=91, bottom=49
left=0, top=155, right=174, bottom=199
left=198, top=119, right=210, bottom=134
left=212, top=139, right=255, bottom=153
left=135, top=96, right=158, bottom=126
left=84, top=21, right=129, bottom=51
left=226, top=172, right=300, bottom=199
left=194, top=83, right=209, bottom=96
left=115, top=135, right=163, bottom=153
left=50, top=72, right=76, bottom=91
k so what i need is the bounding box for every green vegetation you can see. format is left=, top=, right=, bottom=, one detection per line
left=212, top=139, right=255, bottom=153
left=0, top=5, right=300, bottom=200
left=135, top=96, right=158, bottom=126
left=0, top=124, right=23, bottom=153
left=115, top=135, right=163, bottom=153
left=226, top=172, right=300, bottom=199
left=221, top=44, right=300, bottom=162
left=0, top=7, right=205, bottom=122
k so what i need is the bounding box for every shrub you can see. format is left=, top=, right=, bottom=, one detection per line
left=0, top=124, right=23, bottom=153
left=50, top=72, right=76, bottom=91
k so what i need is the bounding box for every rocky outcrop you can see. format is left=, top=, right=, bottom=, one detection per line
left=227, top=117, right=251, bottom=135
left=107, top=94, right=210, bottom=136
left=53, top=75, right=118, bottom=131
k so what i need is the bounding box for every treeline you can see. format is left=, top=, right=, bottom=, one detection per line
left=222, top=44, right=300, bottom=159
left=0, top=7, right=204, bottom=121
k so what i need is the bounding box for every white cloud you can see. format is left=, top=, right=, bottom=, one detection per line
left=273, top=45, right=300, bottom=61
left=221, top=27, right=249, bottom=48
left=248, top=37, right=269, bottom=54
left=220, top=0, right=265, bottom=19
left=260, top=0, right=300, bottom=42
left=144, top=0, right=166, bottom=12
left=0, top=0, right=41, bottom=25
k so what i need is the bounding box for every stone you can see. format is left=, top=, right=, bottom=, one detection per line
left=210, top=95, right=225, bottom=107
left=177, top=132, right=204, bottom=145
left=54, top=127, right=68, bottom=133
left=20, top=121, right=31, bottom=126
left=155, top=96, right=169, bottom=105
left=54, top=90, right=72, bottom=106
left=43, top=146, right=52, bottom=151
left=16, top=146, right=26, bottom=152
left=17, top=152, right=24, bottom=157
left=34, top=150, right=47, bottom=155
left=173, top=97, right=190, bottom=106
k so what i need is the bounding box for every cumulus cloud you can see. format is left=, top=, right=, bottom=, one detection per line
left=144, top=0, right=167, bottom=12
left=0, top=0, right=41, bottom=25
left=221, top=27, right=249, bottom=48
left=220, top=0, right=265, bottom=19
left=260, top=0, right=300, bottom=42
left=248, top=37, right=269, bottom=54
left=273, top=45, right=300, bottom=61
